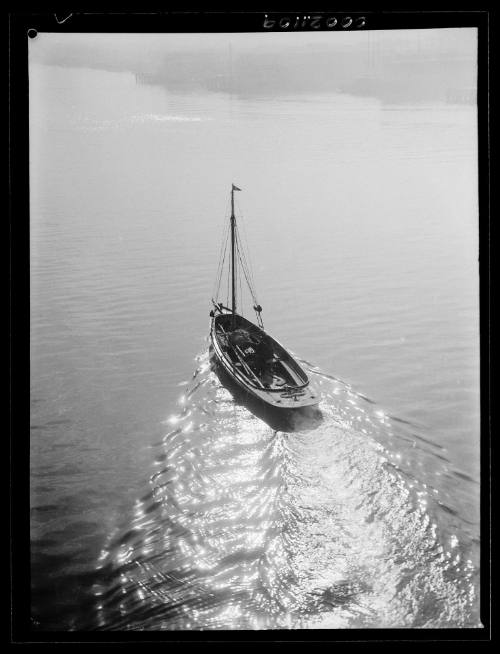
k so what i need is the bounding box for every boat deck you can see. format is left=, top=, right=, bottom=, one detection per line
left=215, top=322, right=307, bottom=393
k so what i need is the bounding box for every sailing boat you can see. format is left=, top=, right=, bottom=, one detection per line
left=209, top=185, right=321, bottom=432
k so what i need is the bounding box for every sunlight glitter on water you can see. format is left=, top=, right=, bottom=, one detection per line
left=89, top=352, right=481, bottom=630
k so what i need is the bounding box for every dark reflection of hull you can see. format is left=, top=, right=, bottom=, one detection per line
left=209, top=346, right=323, bottom=433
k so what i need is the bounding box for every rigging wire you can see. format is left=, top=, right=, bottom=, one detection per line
left=226, top=248, right=231, bottom=308
left=212, top=196, right=232, bottom=301
left=235, top=228, right=259, bottom=307
left=212, top=192, right=263, bottom=326
left=239, top=257, right=243, bottom=316
left=234, top=199, right=259, bottom=299
left=213, top=220, right=230, bottom=301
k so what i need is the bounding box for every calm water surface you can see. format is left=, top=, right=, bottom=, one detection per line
left=30, top=65, right=480, bottom=630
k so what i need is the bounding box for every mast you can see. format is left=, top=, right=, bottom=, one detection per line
left=230, top=185, right=236, bottom=325
left=230, top=184, right=241, bottom=327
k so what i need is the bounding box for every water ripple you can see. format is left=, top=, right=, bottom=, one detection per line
left=86, top=352, right=480, bottom=630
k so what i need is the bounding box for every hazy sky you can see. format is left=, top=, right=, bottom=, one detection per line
left=29, top=29, right=477, bottom=103
left=30, top=28, right=477, bottom=67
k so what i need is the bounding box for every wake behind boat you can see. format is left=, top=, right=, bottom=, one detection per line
left=209, top=185, right=321, bottom=432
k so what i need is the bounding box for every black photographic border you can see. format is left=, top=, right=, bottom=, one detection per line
left=9, top=6, right=492, bottom=644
